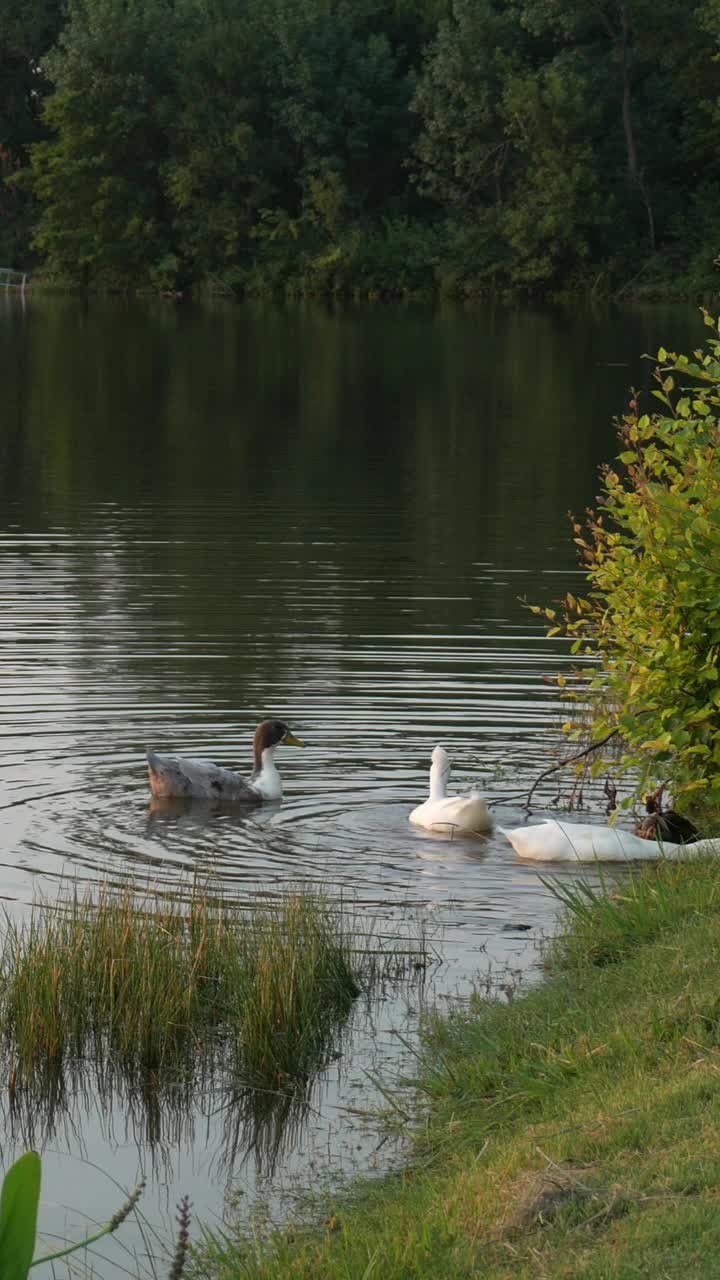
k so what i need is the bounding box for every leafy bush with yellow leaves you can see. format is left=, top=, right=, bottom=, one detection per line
left=542, top=312, right=720, bottom=808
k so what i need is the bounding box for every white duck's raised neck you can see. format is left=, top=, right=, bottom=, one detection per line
left=429, top=748, right=451, bottom=801
left=252, top=745, right=283, bottom=800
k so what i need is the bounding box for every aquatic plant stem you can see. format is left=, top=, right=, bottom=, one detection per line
left=523, top=729, right=619, bottom=810
left=168, top=1195, right=192, bottom=1279
left=30, top=1180, right=145, bottom=1266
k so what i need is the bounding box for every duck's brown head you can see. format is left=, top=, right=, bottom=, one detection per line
left=253, top=719, right=306, bottom=769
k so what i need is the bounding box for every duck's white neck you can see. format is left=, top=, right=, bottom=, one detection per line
left=253, top=746, right=283, bottom=800
left=429, top=757, right=450, bottom=801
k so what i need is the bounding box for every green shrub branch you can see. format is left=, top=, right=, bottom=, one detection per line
left=537, top=312, right=720, bottom=806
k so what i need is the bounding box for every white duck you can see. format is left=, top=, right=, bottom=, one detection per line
left=499, top=818, right=720, bottom=863
left=409, top=745, right=493, bottom=836
left=147, top=719, right=305, bottom=802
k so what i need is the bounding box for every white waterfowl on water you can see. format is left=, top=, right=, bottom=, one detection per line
left=409, top=745, right=493, bottom=835
left=499, top=818, right=720, bottom=863
left=147, top=719, right=305, bottom=802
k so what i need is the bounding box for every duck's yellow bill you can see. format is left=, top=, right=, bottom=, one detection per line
left=284, top=731, right=306, bottom=747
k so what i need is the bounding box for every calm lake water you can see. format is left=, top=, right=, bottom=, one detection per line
left=0, top=295, right=704, bottom=1273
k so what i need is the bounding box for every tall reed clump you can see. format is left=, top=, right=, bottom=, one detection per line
left=0, top=883, right=413, bottom=1106
left=229, top=892, right=359, bottom=1087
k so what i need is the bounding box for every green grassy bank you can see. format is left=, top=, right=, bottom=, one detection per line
left=193, top=858, right=720, bottom=1279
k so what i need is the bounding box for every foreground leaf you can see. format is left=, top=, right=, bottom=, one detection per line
left=0, top=1152, right=41, bottom=1280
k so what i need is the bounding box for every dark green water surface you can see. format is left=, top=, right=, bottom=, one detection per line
left=0, top=296, right=703, bottom=1271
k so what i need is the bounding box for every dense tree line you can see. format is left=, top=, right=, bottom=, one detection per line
left=2, top=0, right=720, bottom=295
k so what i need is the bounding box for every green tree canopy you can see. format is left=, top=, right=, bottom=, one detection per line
left=15, top=0, right=720, bottom=293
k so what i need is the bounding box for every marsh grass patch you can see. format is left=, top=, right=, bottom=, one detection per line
left=545, top=857, right=720, bottom=970
left=0, top=880, right=428, bottom=1153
